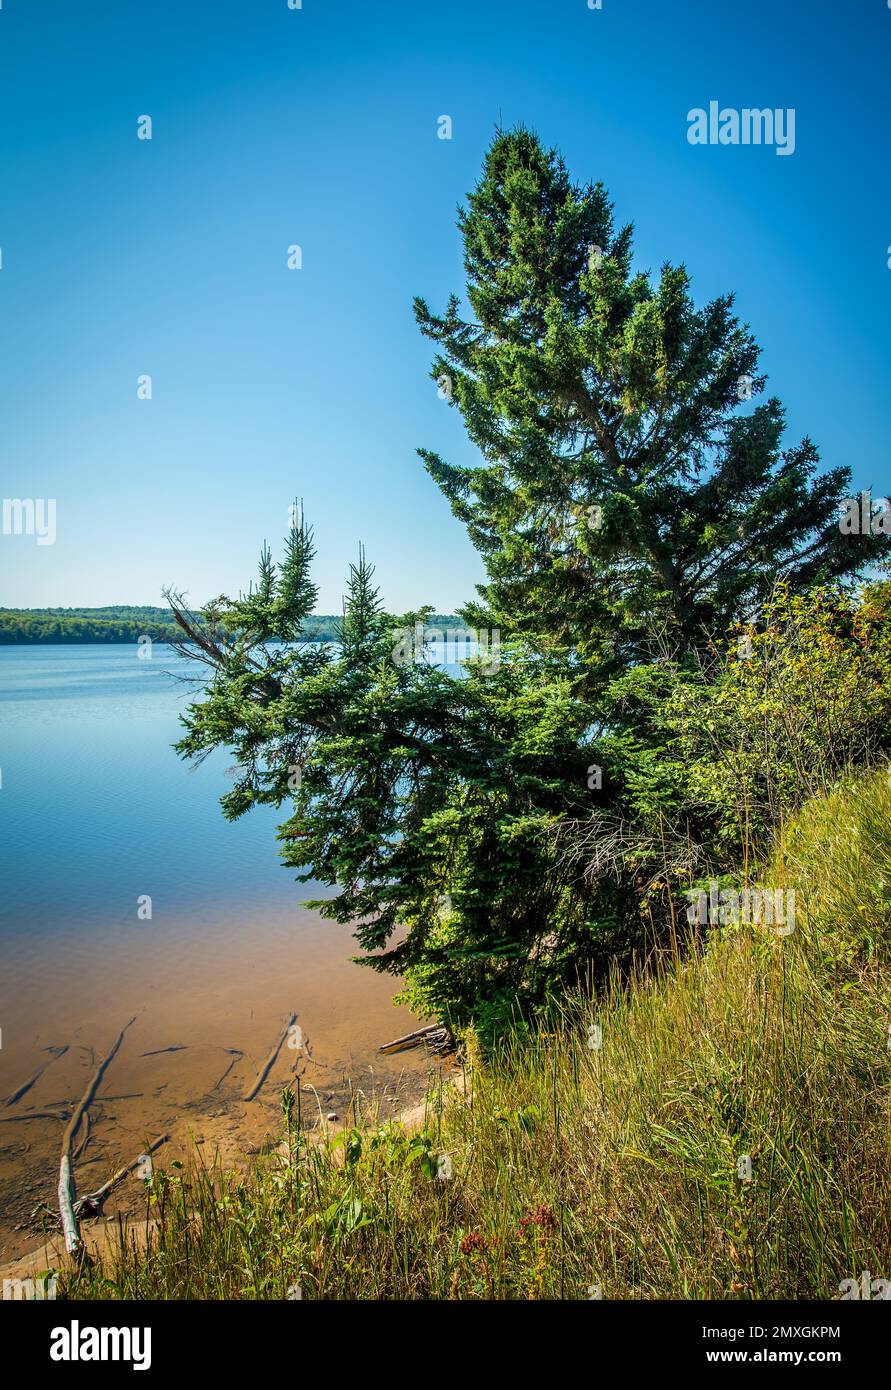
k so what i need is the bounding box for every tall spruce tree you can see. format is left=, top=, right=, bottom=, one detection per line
left=415, top=128, right=877, bottom=680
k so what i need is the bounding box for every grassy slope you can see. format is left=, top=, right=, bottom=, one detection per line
left=64, top=771, right=891, bottom=1300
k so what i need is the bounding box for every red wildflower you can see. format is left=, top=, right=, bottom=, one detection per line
left=519, top=1204, right=557, bottom=1235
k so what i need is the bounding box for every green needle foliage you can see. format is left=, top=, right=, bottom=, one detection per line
left=169, top=531, right=610, bottom=1028
left=415, top=127, right=880, bottom=681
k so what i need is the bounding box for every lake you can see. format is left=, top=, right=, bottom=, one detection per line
left=0, top=644, right=433, bottom=1262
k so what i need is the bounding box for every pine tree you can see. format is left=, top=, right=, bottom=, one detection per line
left=339, top=545, right=384, bottom=660
left=415, top=128, right=881, bottom=680
left=276, top=506, right=319, bottom=640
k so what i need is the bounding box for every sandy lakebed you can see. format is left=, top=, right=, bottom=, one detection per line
left=0, top=911, right=437, bottom=1267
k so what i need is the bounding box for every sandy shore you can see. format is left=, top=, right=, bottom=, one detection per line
left=0, top=912, right=435, bottom=1266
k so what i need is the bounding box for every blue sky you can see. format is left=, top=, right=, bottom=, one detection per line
left=0, top=0, right=888, bottom=613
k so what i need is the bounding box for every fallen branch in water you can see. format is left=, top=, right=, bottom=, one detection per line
left=3, top=1045, right=69, bottom=1108
left=58, top=1016, right=137, bottom=1256
left=72, top=1110, right=91, bottom=1163
left=242, top=1014, right=297, bottom=1102
left=58, top=1155, right=80, bottom=1254
left=0, top=1109, right=70, bottom=1123
left=211, top=1047, right=244, bottom=1092
left=379, top=1024, right=453, bottom=1055
left=73, top=1134, right=170, bottom=1218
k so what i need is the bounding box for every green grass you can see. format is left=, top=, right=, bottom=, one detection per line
left=62, top=771, right=891, bottom=1300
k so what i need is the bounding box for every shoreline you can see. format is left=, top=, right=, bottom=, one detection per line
left=0, top=915, right=434, bottom=1265
left=0, top=1076, right=444, bottom=1290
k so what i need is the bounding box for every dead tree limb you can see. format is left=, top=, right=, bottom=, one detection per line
left=211, top=1048, right=244, bottom=1092
left=3, top=1045, right=69, bottom=1108
left=72, top=1110, right=91, bottom=1163
left=242, top=1014, right=297, bottom=1102
left=57, top=1017, right=137, bottom=1255
left=57, top=1155, right=80, bottom=1254
left=0, top=1109, right=70, bottom=1123
left=379, top=1024, right=452, bottom=1055
left=73, top=1134, right=170, bottom=1218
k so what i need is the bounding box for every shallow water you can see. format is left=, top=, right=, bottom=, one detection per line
left=0, top=645, right=432, bottom=1260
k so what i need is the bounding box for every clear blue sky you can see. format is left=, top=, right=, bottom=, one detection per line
left=1, top=0, right=888, bottom=614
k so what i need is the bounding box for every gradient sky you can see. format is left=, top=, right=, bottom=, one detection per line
left=0, top=0, right=889, bottom=614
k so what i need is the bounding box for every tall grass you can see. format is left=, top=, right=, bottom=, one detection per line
left=63, top=772, right=891, bottom=1300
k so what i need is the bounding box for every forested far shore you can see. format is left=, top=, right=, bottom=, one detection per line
left=0, top=608, right=466, bottom=645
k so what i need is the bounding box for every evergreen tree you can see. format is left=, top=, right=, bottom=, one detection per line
left=168, top=128, right=888, bottom=1037
left=415, top=128, right=879, bottom=681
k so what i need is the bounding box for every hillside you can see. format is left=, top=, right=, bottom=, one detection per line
left=59, top=768, right=891, bottom=1300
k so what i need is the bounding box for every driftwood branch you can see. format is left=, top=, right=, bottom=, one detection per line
left=212, top=1048, right=244, bottom=1092
left=58, top=1017, right=137, bottom=1255
left=379, top=1024, right=452, bottom=1055
left=3, top=1045, right=69, bottom=1108
left=72, top=1111, right=91, bottom=1163
left=0, top=1109, right=70, bottom=1123
left=73, top=1135, right=170, bottom=1218
left=242, top=1014, right=297, bottom=1102
left=58, top=1155, right=80, bottom=1255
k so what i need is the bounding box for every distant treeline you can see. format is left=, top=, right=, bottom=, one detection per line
left=0, top=607, right=466, bottom=645
left=0, top=606, right=187, bottom=645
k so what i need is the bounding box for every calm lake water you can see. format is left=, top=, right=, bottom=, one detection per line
left=0, top=644, right=432, bottom=1260
left=0, top=644, right=322, bottom=936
